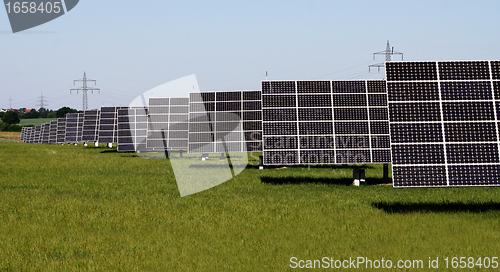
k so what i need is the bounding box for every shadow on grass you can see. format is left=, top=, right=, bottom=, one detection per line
left=261, top=176, right=391, bottom=186
left=258, top=164, right=376, bottom=170
left=372, top=202, right=500, bottom=213
left=261, top=176, right=353, bottom=185
left=100, top=149, right=118, bottom=153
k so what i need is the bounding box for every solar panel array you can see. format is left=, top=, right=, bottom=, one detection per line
left=188, top=91, right=262, bottom=154
left=261, top=80, right=390, bottom=165
left=117, top=107, right=149, bottom=152
left=82, top=110, right=100, bottom=142
left=386, top=60, right=500, bottom=187
left=147, top=98, right=189, bottom=150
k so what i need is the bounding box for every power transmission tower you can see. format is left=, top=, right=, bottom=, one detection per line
left=9, top=97, right=13, bottom=109
left=71, top=72, right=100, bottom=111
left=369, top=40, right=404, bottom=72
left=36, top=92, right=47, bottom=109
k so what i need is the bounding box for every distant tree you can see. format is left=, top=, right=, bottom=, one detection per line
left=2, top=111, right=20, bottom=125
left=23, top=109, right=39, bottom=119
left=38, top=108, right=48, bottom=118
left=47, top=112, right=56, bottom=118
left=56, top=107, right=78, bottom=118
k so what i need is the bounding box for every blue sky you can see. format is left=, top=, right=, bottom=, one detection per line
left=1, top=0, right=500, bottom=110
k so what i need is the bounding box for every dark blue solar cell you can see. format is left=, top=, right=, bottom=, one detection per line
left=336, top=150, right=371, bottom=163
left=300, top=150, right=335, bottom=164
left=297, top=81, right=331, bottom=93
left=448, top=165, right=500, bottom=186
left=262, top=95, right=296, bottom=108
left=299, top=136, right=334, bottom=149
left=441, top=81, right=492, bottom=100
left=439, top=61, right=490, bottom=80
left=392, top=144, right=445, bottom=164
left=446, top=143, right=499, bottom=164
left=390, top=123, right=443, bottom=143
left=263, top=109, right=296, bottom=121
left=393, top=166, right=447, bottom=187
left=389, top=103, right=441, bottom=122
left=445, top=122, right=497, bottom=142
left=264, top=136, right=298, bottom=150
left=442, top=102, right=494, bottom=121
left=386, top=62, right=437, bottom=81
left=387, top=82, right=439, bottom=101
left=264, top=150, right=298, bottom=164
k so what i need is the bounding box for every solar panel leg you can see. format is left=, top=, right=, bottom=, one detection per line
left=383, top=164, right=389, bottom=182
left=220, top=152, right=225, bottom=159
left=258, top=156, right=263, bottom=170
left=179, top=151, right=183, bottom=158
left=353, top=168, right=365, bottom=186
left=107, top=143, right=112, bottom=148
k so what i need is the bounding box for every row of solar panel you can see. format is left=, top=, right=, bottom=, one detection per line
left=21, top=93, right=263, bottom=154
left=19, top=60, right=500, bottom=188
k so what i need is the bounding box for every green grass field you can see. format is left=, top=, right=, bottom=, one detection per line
left=0, top=137, right=499, bottom=271
left=19, top=118, right=57, bottom=126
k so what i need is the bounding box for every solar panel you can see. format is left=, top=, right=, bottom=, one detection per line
left=261, top=80, right=390, bottom=165
left=49, top=120, right=58, bottom=144
left=41, top=123, right=51, bottom=144
left=82, top=110, right=100, bottom=143
left=98, top=107, right=125, bottom=144
left=386, top=60, right=500, bottom=187
left=20, top=127, right=26, bottom=142
left=188, top=90, right=262, bottom=153
left=56, top=118, right=66, bottom=144
left=76, top=113, right=84, bottom=143
left=147, top=98, right=189, bottom=150
left=25, top=127, right=34, bottom=143
left=64, top=113, right=79, bottom=143
left=34, top=125, right=42, bottom=143
left=117, top=107, right=150, bottom=152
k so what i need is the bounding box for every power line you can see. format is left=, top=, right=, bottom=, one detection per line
left=36, top=92, right=48, bottom=109
left=70, top=72, right=100, bottom=111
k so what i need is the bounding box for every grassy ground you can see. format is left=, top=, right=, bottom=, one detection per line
left=0, top=139, right=499, bottom=271
left=19, top=118, right=57, bottom=126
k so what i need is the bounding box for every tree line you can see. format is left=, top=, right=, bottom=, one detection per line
left=0, top=107, right=79, bottom=132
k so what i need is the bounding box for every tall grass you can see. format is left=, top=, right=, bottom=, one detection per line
left=0, top=142, right=498, bottom=271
